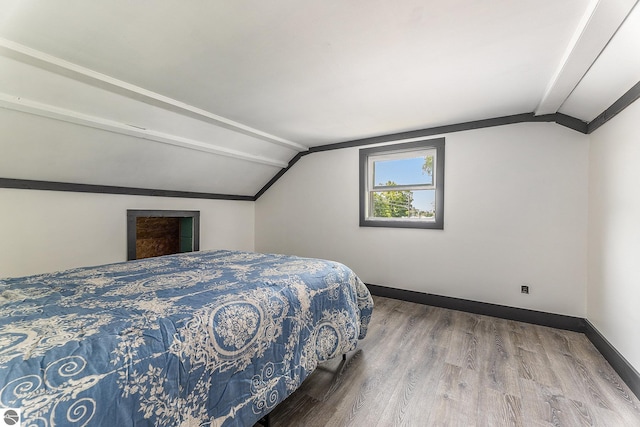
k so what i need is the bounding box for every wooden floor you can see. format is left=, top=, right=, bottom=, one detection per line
left=261, top=296, right=640, bottom=426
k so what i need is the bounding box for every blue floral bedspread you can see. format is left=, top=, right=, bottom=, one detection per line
left=0, top=250, right=374, bottom=426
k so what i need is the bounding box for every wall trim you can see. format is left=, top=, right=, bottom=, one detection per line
left=310, top=113, right=538, bottom=153
left=255, top=80, right=640, bottom=199
left=367, top=283, right=640, bottom=400
left=5, top=81, right=638, bottom=201
left=0, top=109, right=587, bottom=201
left=253, top=152, right=308, bottom=200
left=555, top=112, right=589, bottom=134
left=253, top=112, right=589, bottom=199
left=310, top=112, right=586, bottom=155
left=584, top=320, right=640, bottom=400
left=587, top=81, right=640, bottom=134
left=366, top=283, right=586, bottom=332
left=0, top=178, right=254, bottom=201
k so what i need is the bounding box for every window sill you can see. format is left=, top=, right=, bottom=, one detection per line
left=359, top=218, right=443, bottom=229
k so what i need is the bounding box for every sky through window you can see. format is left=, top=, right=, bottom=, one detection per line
left=373, top=157, right=435, bottom=212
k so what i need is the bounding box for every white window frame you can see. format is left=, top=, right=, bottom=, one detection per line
left=359, top=138, right=445, bottom=229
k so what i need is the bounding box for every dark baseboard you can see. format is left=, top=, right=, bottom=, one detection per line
left=366, top=283, right=640, bottom=400
left=366, top=283, right=586, bottom=332
left=584, top=320, right=640, bottom=400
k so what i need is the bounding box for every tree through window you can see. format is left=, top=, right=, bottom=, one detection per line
left=359, top=138, right=445, bottom=229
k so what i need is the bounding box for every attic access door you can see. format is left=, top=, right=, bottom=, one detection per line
left=127, top=210, right=200, bottom=261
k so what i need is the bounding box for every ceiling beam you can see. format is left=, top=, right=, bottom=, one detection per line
left=0, top=93, right=288, bottom=168
left=535, top=0, right=639, bottom=116
left=0, top=37, right=307, bottom=152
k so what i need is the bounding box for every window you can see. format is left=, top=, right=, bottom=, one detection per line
left=359, top=138, right=445, bottom=229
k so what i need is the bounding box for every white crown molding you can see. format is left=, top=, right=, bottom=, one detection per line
left=0, top=93, right=289, bottom=168
left=535, top=0, right=639, bottom=115
left=0, top=37, right=307, bottom=152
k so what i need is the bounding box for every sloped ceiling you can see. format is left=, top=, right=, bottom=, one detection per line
left=1, top=0, right=639, bottom=197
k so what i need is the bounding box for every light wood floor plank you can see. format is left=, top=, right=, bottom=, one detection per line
left=260, top=296, right=640, bottom=426
left=424, top=363, right=479, bottom=426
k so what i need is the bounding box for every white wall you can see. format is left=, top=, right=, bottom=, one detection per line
left=588, top=99, right=640, bottom=373
left=256, top=122, right=589, bottom=317
left=0, top=188, right=254, bottom=278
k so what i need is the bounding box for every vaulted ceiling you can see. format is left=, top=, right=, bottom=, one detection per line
left=1, top=1, right=639, bottom=197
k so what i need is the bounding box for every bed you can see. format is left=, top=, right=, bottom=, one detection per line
left=0, top=250, right=374, bottom=426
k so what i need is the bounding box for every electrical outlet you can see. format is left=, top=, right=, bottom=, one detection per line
left=521, top=285, right=529, bottom=294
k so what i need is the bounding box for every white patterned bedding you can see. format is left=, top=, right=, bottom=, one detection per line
left=0, top=250, right=374, bottom=426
